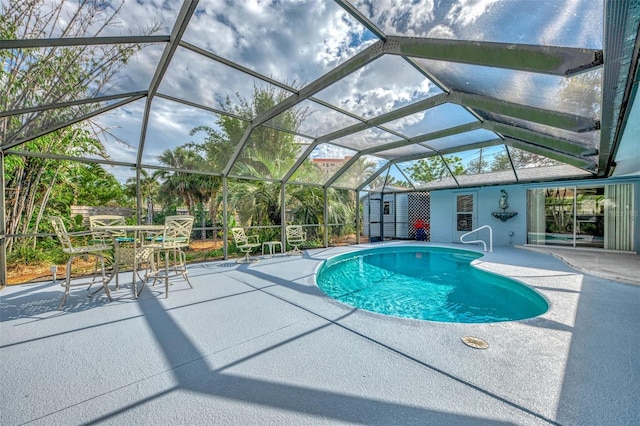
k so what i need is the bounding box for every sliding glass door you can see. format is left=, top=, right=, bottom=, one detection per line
left=527, top=183, right=634, bottom=250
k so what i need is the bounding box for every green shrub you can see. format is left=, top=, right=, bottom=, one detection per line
left=7, top=243, right=54, bottom=266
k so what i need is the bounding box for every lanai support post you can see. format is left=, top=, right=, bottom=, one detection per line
left=323, top=187, right=329, bottom=248
left=281, top=182, right=286, bottom=250
left=0, top=150, right=6, bottom=289
left=222, top=176, right=228, bottom=260
left=355, top=189, right=361, bottom=245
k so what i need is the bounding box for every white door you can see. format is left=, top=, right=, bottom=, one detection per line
left=455, top=192, right=477, bottom=242
left=369, top=198, right=381, bottom=238
left=382, top=194, right=395, bottom=238
left=395, top=193, right=409, bottom=238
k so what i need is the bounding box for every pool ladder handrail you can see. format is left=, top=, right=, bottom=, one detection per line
left=460, top=225, right=493, bottom=252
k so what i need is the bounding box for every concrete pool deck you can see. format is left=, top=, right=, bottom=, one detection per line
left=519, top=245, right=640, bottom=286
left=1, top=242, right=638, bottom=425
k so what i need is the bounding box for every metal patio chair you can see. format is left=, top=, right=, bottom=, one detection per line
left=231, top=227, right=261, bottom=263
left=143, top=215, right=194, bottom=298
left=89, top=215, right=130, bottom=244
left=286, top=225, right=306, bottom=255
left=50, top=216, right=113, bottom=309
left=89, top=215, right=135, bottom=290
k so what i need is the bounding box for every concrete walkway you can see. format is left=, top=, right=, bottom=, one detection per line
left=1, top=243, right=638, bottom=425
left=520, top=245, right=640, bottom=286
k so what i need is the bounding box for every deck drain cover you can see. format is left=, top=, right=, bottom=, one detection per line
left=462, top=336, right=489, bottom=349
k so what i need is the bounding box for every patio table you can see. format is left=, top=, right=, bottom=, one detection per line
left=94, top=224, right=165, bottom=298
left=262, top=241, right=283, bottom=258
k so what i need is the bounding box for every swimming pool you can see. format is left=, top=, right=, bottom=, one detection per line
left=316, top=246, right=548, bottom=323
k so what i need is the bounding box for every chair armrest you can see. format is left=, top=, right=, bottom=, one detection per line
left=247, top=234, right=260, bottom=244
left=69, top=230, right=94, bottom=237
left=69, top=230, right=102, bottom=246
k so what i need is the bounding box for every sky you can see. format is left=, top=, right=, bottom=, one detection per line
left=12, top=0, right=605, bottom=185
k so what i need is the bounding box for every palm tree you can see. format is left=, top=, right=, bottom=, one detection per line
left=125, top=169, right=160, bottom=223
left=155, top=146, right=206, bottom=215
left=335, top=157, right=378, bottom=190
left=228, top=150, right=292, bottom=227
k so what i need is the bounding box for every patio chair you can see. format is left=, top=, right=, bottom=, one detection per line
left=143, top=215, right=194, bottom=298
left=50, top=216, right=113, bottom=309
left=89, top=215, right=130, bottom=244
left=89, top=215, right=135, bottom=290
left=231, top=227, right=261, bottom=263
left=286, top=225, right=306, bottom=255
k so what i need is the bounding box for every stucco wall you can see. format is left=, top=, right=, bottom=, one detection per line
left=430, top=185, right=527, bottom=248
left=429, top=177, right=640, bottom=252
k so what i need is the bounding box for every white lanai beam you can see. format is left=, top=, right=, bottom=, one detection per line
left=386, top=36, right=603, bottom=77
left=3, top=95, right=145, bottom=150
left=599, top=0, right=640, bottom=175
left=135, top=0, right=198, bottom=166
left=450, top=91, right=600, bottom=132
left=0, top=35, right=169, bottom=49
left=503, top=138, right=597, bottom=171
left=0, top=91, right=148, bottom=119
left=134, top=0, right=198, bottom=222
left=484, top=121, right=598, bottom=157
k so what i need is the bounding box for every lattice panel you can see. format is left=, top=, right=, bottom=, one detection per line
left=408, top=192, right=431, bottom=241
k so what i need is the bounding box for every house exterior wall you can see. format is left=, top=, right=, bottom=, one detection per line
left=429, top=186, right=527, bottom=247
left=429, top=177, right=640, bottom=253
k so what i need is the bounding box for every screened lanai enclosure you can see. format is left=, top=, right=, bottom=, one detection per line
left=1, top=1, right=639, bottom=285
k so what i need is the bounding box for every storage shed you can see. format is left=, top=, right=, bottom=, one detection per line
left=363, top=192, right=430, bottom=241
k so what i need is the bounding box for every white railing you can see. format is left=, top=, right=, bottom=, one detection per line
left=460, top=225, right=493, bottom=252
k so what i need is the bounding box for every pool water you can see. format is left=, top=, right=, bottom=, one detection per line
left=316, top=246, right=548, bottom=323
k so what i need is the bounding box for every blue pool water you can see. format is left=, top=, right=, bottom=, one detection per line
left=316, top=246, right=548, bottom=323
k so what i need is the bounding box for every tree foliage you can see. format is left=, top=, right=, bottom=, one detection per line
left=370, top=172, right=411, bottom=190
left=489, top=147, right=559, bottom=171
left=0, top=0, right=157, bottom=146
left=125, top=169, right=161, bottom=224
left=334, top=157, right=378, bottom=189
left=405, top=156, right=464, bottom=183
left=153, top=84, right=359, bottom=239
left=1, top=0, right=153, bottom=253
left=465, top=149, right=492, bottom=174
left=4, top=129, right=130, bottom=252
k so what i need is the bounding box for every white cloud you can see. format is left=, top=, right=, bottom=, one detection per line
left=310, top=143, right=355, bottom=160
left=350, top=0, right=436, bottom=37
left=446, top=0, right=499, bottom=27
left=314, top=55, right=434, bottom=119
left=427, top=24, right=456, bottom=39
left=180, top=0, right=375, bottom=85
left=315, top=8, right=376, bottom=68
left=384, top=111, right=427, bottom=133
left=24, top=0, right=602, bottom=180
